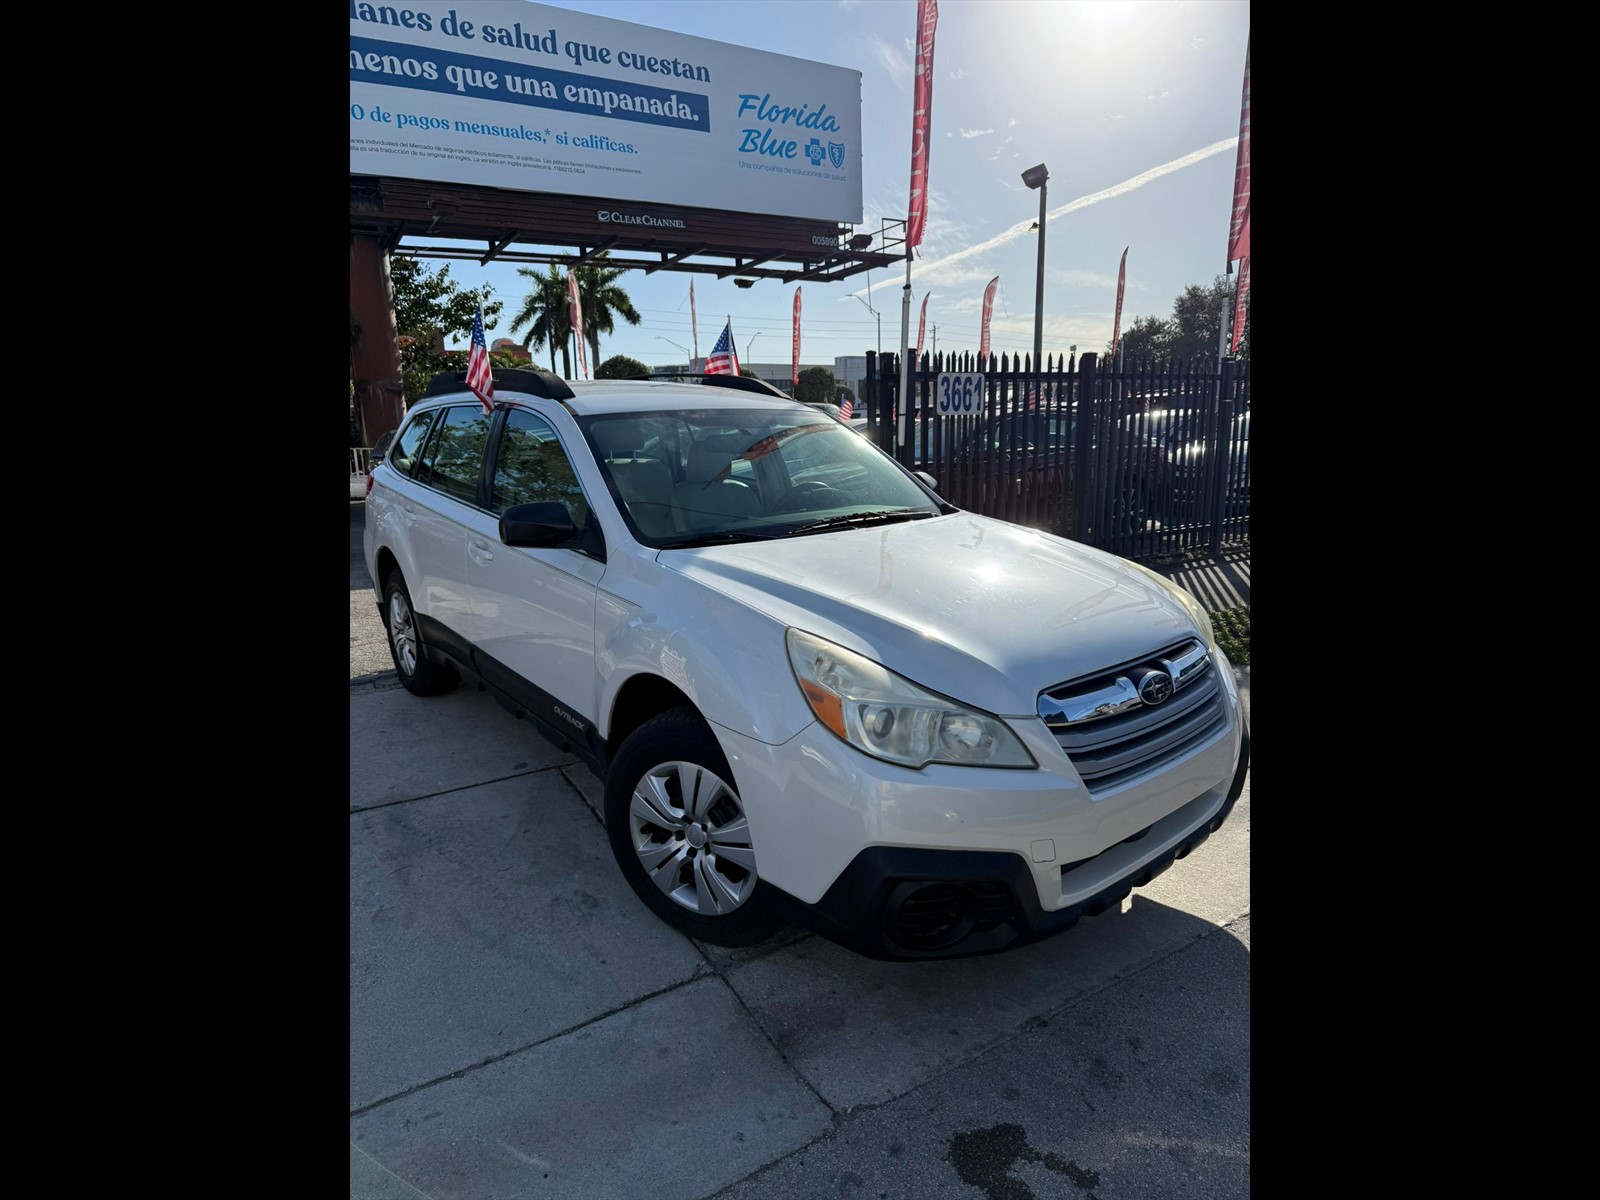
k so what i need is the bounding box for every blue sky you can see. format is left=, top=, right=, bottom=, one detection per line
left=417, top=0, right=1250, bottom=369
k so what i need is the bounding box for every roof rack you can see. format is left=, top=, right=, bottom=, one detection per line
left=682, top=374, right=794, bottom=400
left=422, top=368, right=575, bottom=401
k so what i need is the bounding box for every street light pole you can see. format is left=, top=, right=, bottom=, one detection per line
left=656, top=336, right=692, bottom=374
left=852, top=293, right=881, bottom=357
left=1022, top=163, right=1049, bottom=369
left=745, top=331, right=762, bottom=362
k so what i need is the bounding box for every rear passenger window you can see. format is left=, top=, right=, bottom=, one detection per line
left=490, top=410, right=591, bottom=533
left=387, top=411, right=436, bottom=477
left=416, top=406, right=493, bottom=503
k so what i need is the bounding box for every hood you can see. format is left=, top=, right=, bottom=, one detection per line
left=660, top=513, right=1205, bottom=716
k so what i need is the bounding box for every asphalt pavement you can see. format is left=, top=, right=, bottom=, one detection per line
left=348, top=500, right=1251, bottom=1199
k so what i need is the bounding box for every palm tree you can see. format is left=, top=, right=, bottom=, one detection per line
left=574, top=255, right=642, bottom=369
left=507, top=265, right=572, bottom=377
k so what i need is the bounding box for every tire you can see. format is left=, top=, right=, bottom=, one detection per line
left=382, top=570, right=459, bottom=696
left=1110, top=477, right=1149, bottom=536
left=604, top=706, right=783, bottom=946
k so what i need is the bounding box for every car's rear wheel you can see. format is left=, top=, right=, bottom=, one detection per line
left=604, top=706, right=782, bottom=946
left=382, top=571, right=458, bottom=696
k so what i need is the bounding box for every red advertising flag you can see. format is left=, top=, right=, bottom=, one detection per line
left=979, top=275, right=999, bottom=361
left=566, top=270, right=588, bottom=380
left=1231, top=258, right=1250, bottom=356
left=1111, top=248, right=1128, bottom=360
left=916, top=292, right=929, bottom=361
left=1227, top=37, right=1251, bottom=263
left=690, top=279, right=699, bottom=361
left=792, top=287, right=802, bottom=388
left=907, top=0, right=939, bottom=250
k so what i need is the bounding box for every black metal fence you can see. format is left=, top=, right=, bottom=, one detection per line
left=863, top=350, right=1250, bottom=561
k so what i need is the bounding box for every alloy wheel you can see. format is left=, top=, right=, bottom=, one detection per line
left=629, top=761, right=758, bottom=915
left=388, top=589, right=418, bottom=676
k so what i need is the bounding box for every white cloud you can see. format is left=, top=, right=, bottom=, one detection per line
left=1007, top=118, right=1019, bottom=126
left=1105, top=113, right=1125, bottom=121
left=837, top=0, right=860, bottom=8
left=1145, top=89, right=1177, bottom=101
left=1049, top=268, right=1118, bottom=288
left=1191, top=35, right=1205, bottom=49
left=866, top=34, right=912, bottom=91
left=949, top=68, right=969, bottom=79
left=960, top=128, right=995, bottom=139
left=850, top=138, right=1240, bottom=294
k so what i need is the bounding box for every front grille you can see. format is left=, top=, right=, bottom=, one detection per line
left=1040, top=640, right=1227, bottom=795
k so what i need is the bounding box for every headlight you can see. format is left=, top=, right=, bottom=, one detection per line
left=786, top=630, right=1035, bottom=770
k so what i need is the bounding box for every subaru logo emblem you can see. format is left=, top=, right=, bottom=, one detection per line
left=1138, top=671, right=1173, bottom=706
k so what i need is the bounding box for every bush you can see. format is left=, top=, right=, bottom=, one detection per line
left=795, top=366, right=838, bottom=406
left=596, top=354, right=649, bottom=379
left=1211, top=605, right=1250, bottom=666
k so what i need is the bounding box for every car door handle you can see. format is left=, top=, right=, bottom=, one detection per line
left=468, top=541, right=495, bottom=563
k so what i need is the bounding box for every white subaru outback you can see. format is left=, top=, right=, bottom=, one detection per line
left=363, top=368, right=1249, bottom=959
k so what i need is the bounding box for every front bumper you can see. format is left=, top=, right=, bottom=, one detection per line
left=711, top=661, right=1247, bottom=960
left=791, top=721, right=1248, bottom=958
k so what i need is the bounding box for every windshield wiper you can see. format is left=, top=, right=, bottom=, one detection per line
left=656, top=531, right=782, bottom=549
left=785, top=509, right=936, bottom=536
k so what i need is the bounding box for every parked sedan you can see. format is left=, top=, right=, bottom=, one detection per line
left=908, top=408, right=1171, bottom=536
left=1169, top=410, right=1250, bottom=512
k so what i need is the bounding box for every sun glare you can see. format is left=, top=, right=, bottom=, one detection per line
left=1077, top=0, right=1141, bottom=28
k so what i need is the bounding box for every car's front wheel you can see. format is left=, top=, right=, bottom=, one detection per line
left=604, top=706, right=783, bottom=946
left=382, top=571, right=459, bottom=696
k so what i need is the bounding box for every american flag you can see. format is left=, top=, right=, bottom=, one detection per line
left=839, top=395, right=853, bottom=419
left=705, top=319, right=739, bottom=376
left=465, top=304, right=494, bottom=412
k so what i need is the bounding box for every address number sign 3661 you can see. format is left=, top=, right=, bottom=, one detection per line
left=936, top=374, right=986, bottom=416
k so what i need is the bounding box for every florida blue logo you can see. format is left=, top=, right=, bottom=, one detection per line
left=805, top=138, right=826, bottom=166
left=828, top=141, right=845, bottom=169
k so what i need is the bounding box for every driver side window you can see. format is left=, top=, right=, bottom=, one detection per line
left=489, top=410, right=591, bottom=535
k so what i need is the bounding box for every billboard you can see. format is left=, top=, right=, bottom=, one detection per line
left=350, top=1, right=864, bottom=224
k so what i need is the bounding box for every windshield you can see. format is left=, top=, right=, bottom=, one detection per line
left=579, top=407, right=942, bottom=548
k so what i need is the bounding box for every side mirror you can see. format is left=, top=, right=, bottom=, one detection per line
left=915, top=470, right=940, bottom=493
left=499, top=501, right=577, bottom=547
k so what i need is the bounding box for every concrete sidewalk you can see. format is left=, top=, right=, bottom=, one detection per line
left=349, top=503, right=1250, bottom=1198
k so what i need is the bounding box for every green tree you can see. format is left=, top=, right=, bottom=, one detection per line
left=389, top=256, right=500, bottom=407
left=507, top=264, right=573, bottom=378
left=1106, top=274, right=1242, bottom=364
left=596, top=354, right=649, bottom=379
left=574, top=255, right=642, bottom=367
left=795, top=365, right=838, bottom=406
left=506, top=255, right=643, bottom=380
left=1168, top=276, right=1233, bottom=362
left=739, top=366, right=761, bottom=380
left=1111, top=315, right=1175, bottom=363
